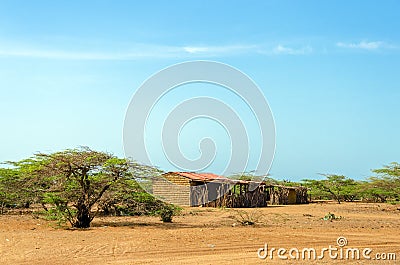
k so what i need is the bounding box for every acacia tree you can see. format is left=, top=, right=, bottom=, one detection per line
left=9, top=147, right=160, bottom=228
left=97, top=178, right=168, bottom=216
left=0, top=166, right=39, bottom=213
left=303, top=174, right=356, bottom=204
left=365, top=162, right=400, bottom=202
left=0, top=168, right=20, bottom=214
left=373, top=162, right=400, bottom=178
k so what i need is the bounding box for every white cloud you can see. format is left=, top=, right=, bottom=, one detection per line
left=183, top=46, right=210, bottom=54
left=182, top=44, right=257, bottom=55
left=272, top=45, right=312, bottom=55
left=336, top=41, right=384, bottom=50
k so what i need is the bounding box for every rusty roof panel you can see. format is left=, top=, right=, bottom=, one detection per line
left=163, top=172, right=307, bottom=189
left=167, top=172, right=229, bottom=181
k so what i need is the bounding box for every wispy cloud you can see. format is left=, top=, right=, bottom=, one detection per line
left=0, top=42, right=313, bottom=60
left=336, top=41, right=384, bottom=50
left=182, top=44, right=257, bottom=55
left=272, top=45, right=313, bottom=55
left=183, top=46, right=210, bottom=54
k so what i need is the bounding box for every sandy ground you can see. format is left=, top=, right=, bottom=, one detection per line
left=0, top=202, right=399, bottom=264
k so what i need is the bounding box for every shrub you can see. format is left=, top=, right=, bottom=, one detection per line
left=157, top=204, right=180, bottom=223
left=230, top=209, right=261, bottom=226
left=322, top=212, right=343, bottom=221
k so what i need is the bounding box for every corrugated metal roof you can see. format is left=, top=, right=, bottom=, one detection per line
left=165, top=171, right=267, bottom=184
left=167, top=172, right=229, bottom=181
left=164, top=172, right=308, bottom=189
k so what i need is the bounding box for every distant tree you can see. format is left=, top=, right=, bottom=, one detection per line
left=303, top=174, right=357, bottom=204
left=363, top=162, right=400, bottom=202
left=0, top=166, right=37, bottom=213
left=359, top=177, right=395, bottom=202
left=229, top=172, right=275, bottom=183
left=340, top=180, right=362, bottom=202
left=373, top=162, right=400, bottom=178
left=0, top=168, right=19, bottom=214
left=228, top=172, right=276, bottom=193
left=7, top=147, right=160, bottom=228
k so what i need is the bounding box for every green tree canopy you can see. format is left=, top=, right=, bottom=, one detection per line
left=303, top=174, right=357, bottom=203
left=6, top=147, right=161, bottom=228
left=0, top=167, right=24, bottom=213
left=364, top=162, right=400, bottom=202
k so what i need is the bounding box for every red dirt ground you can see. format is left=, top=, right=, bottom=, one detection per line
left=1, top=202, right=399, bottom=264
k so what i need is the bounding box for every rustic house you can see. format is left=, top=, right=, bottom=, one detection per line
left=152, top=172, right=233, bottom=206
left=267, top=185, right=309, bottom=205
left=152, top=172, right=308, bottom=207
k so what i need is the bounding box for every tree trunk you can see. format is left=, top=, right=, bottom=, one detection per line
left=74, top=202, right=91, bottom=228
left=326, top=189, right=341, bottom=204
left=375, top=194, right=386, bottom=203
left=0, top=202, right=5, bottom=215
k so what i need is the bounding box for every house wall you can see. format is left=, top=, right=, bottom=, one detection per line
left=153, top=173, right=309, bottom=207
left=152, top=174, right=191, bottom=206
left=203, top=185, right=268, bottom=208
left=268, top=186, right=308, bottom=205
left=287, top=189, right=297, bottom=204
left=163, top=173, right=192, bottom=187
left=295, top=188, right=309, bottom=204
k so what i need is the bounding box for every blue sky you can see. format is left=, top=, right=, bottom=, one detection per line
left=0, top=1, right=399, bottom=180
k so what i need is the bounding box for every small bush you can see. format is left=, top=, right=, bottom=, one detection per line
left=322, top=212, right=343, bottom=221
left=230, top=209, right=261, bottom=226
left=157, top=204, right=180, bottom=223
